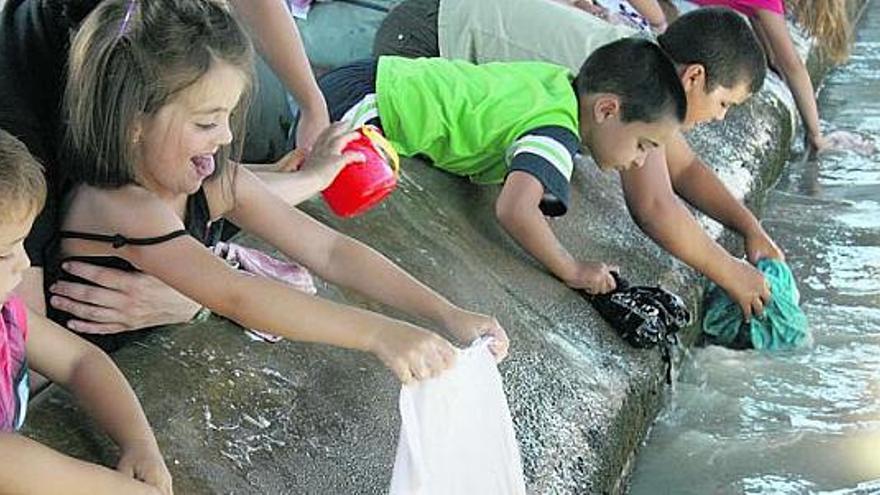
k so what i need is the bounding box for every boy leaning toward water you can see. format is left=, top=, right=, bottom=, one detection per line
left=0, top=129, right=172, bottom=495
left=318, top=39, right=686, bottom=295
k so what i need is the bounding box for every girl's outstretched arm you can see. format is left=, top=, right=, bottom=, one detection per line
left=84, top=187, right=458, bottom=381
left=248, top=123, right=366, bottom=206
left=225, top=166, right=510, bottom=360
left=3, top=309, right=172, bottom=495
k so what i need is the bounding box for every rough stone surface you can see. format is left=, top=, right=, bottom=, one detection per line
left=22, top=3, right=866, bottom=494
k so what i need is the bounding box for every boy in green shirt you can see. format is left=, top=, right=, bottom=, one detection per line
left=317, top=38, right=685, bottom=296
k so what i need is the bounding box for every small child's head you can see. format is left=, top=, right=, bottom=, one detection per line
left=574, top=38, right=687, bottom=171
left=657, top=7, right=766, bottom=127
left=0, top=130, right=46, bottom=302
left=64, top=0, right=254, bottom=196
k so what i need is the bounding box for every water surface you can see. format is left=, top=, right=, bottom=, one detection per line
left=629, top=3, right=880, bottom=494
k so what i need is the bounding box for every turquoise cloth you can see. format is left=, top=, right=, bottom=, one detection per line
left=703, top=259, right=810, bottom=350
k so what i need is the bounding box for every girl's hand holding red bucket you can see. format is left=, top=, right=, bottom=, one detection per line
left=321, top=125, right=400, bottom=217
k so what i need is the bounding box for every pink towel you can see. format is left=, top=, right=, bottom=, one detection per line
left=213, top=242, right=316, bottom=343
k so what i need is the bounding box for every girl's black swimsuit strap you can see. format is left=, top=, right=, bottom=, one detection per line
left=58, top=230, right=189, bottom=249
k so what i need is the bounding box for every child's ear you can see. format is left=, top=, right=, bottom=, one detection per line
left=681, top=64, right=707, bottom=93
left=593, top=95, right=621, bottom=123
left=131, top=116, right=144, bottom=145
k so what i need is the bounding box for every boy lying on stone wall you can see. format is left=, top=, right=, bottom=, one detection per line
left=315, top=38, right=690, bottom=296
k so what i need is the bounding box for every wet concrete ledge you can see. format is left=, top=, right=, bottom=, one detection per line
left=22, top=3, right=868, bottom=494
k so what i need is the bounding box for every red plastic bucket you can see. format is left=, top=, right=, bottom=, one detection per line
left=322, top=125, right=400, bottom=217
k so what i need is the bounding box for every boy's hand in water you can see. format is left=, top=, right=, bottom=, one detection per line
left=564, top=260, right=618, bottom=295
left=744, top=225, right=785, bottom=264
left=117, top=439, right=173, bottom=495
left=441, top=309, right=510, bottom=362
left=299, top=122, right=365, bottom=189
left=371, top=323, right=457, bottom=384
left=718, top=258, right=772, bottom=323
left=49, top=261, right=199, bottom=333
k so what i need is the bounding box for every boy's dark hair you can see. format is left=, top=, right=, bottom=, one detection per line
left=658, top=7, right=767, bottom=94
left=0, top=129, right=47, bottom=224
left=574, top=38, right=687, bottom=124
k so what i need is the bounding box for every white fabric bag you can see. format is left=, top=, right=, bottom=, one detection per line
left=389, top=339, right=527, bottom=495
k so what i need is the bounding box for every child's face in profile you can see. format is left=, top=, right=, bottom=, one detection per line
left=0, top=214, right=35, bottom=304
left=585, top=112, right=680, bottom=172
left=684, top=81, right=751, bottom=129
left=135, top=61, right=248, bottom=197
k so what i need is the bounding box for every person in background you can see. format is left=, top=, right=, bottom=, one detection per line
left=691, top=0, right=868, bottom=155
left=571, top=0, right=670, bottom=33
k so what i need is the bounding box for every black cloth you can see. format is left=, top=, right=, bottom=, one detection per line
left=585, top=273, right=690, bottom=383
left=586, top=273, right=690, bottom=349
left=0, top=0, right=99, bottom=265
left=48, top=187, right=222, bottom=352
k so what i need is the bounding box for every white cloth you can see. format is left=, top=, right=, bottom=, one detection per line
left=389, top=339, right=527, bottom=495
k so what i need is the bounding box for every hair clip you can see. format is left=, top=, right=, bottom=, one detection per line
left=117, top=0, right=138, bottom=39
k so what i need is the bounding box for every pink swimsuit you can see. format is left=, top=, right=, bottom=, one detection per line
left=691, top=0, right=784, bottom=17
left=0, top=295, right=29, bottom=432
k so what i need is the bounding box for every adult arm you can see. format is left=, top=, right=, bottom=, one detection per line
left=627, top=0, right=668, bottom=32
left=229, top=0, right=329, bottom=151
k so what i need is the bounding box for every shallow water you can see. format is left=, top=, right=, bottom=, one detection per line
left=628, top=4, right=880, bottom=494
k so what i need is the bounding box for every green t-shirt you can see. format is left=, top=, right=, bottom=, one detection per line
left=375, top=56, right=581, bottom=185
